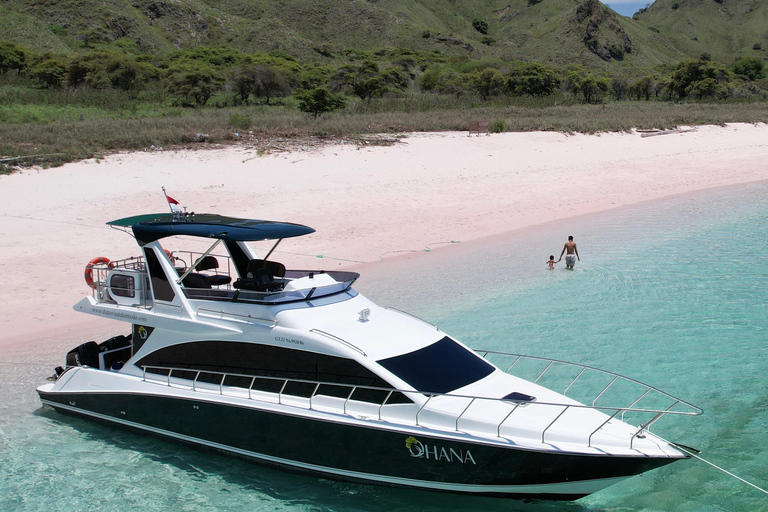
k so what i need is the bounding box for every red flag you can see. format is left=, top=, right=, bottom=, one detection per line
left=166, top=195, right=182, bottom=213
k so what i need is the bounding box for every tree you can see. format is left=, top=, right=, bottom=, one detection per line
left=418, top=67, right=440, bottom=92
left=295, top=87, right=345, bottom=117
left=610, top=75, right=629, bottom=100
left=666, top=59, right=730, bottom=99
left=166, top=63, right=224, bottom=106
left=471, top=67, right=505, bottom=100
left=0, top=41, right=27, bottom=74
left=576, top=74, right=610, bottom=103
left=251, top=65, right=295, bottom=104
left=506, top=62, right=560, bottom=96
left=732, top=57, right=766, bottom=81
left=332, top=60, right=407, bottom=101
left=298, top=63, right=334, bottom=90
left=68, top=52, right=159, bottom=91
left=472, top=18, right=488, bottom=35
left=630, top=75, right=655, bottom=100
left=29, top=58, right=68, bottom=88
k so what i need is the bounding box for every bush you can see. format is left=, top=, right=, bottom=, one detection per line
left=506, top=62, right=560, bottom=96
left=29, top=58, right=68, bottom=88
left=166, top=62, right=225, bottom=106
left=472, top=18, right=488, bottom=35
left=0, top=41, right=27, bottom=74
left=295, top=87, right=346, bottom=117
left=732, top=57, right=766, bottom=81
left=228, top=113, right=252, bottom=130
left=489, top=119, right=505, bottom=133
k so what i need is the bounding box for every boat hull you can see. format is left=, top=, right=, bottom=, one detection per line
left=38, top=389, right=680, bottom=500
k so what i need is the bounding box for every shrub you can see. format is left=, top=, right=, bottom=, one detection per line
left=29, top=58, right=68, bottom=88
left=472, top=18, right=488, bottom=35
left=506, top=62, right=560, bottom=96
left=295, top=87, right=345, bottom=117
left=166, top=62, right=225, bottom=106
left=68, top=52, right=160, bottom=91
left=471, top=68, right=505, bottom=100
left=228, top=113, right=252, bottom=130
left=489, top=119, right=505, bottom=133
left=666, top=59, right=731, bottom=99
left=732, top=57, right=766, bottom=81
left=0, top=41, right=27, bottom=74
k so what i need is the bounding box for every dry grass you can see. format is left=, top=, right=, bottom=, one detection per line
left=2, top=97, right=768, bottom=173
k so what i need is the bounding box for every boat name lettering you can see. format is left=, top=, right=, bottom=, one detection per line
left=275, top=336, right=304, bottom=345
left=91, top=307, right=148, bottom=323
left=405, top=436, right=476, bottom=465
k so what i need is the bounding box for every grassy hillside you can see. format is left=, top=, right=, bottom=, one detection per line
left=0, top=0, right=749, bottom=69
left=634, top=0, right=768, bottom=65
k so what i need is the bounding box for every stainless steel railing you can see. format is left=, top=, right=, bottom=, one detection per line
left=139, top=355, right=701, bottom=449
left=476, top=350, right=703, bottom=448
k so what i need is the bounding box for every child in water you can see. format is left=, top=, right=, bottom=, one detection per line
left=546, top=255, right=556, bottom=270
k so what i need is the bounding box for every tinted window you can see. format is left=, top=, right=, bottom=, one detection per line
left=144, top=248, right=175, bottom=302
left=109, top=274, right=135, bottom=298
left=136, top=341, right=411, bottom=405
left=377, top=336, right=494, bottom=394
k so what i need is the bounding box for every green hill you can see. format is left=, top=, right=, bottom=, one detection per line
left=632, top=0, right=768, bottom=65
left=0, top=0, right=766, bottom=69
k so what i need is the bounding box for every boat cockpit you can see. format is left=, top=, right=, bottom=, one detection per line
left=90, top=212, right=359, bottom=308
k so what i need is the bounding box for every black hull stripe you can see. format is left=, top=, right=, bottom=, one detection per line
left=40, top=397, right=642, bottom=498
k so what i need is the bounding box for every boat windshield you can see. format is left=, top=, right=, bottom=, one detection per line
left=376, top=337, right=495, bottom=394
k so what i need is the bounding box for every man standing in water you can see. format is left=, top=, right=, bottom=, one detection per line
left=557, top=236, right=580, bottom=270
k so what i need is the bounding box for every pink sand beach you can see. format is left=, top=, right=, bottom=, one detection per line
left=1, top=123, right=766, bottom=356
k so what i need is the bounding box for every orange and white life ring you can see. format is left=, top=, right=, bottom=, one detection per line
left=84, top=256, right=111, bottom=289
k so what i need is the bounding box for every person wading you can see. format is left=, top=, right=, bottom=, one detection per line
left=557, top=236, right=580, bottom=270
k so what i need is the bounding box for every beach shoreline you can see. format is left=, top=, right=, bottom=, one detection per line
left=1, top=123, right=767, bottom=354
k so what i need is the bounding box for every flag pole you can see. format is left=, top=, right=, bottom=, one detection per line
left=161, top=186, right=173, bottom=213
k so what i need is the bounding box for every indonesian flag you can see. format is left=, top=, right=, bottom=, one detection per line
left=166, top=195, right=182, bottom=213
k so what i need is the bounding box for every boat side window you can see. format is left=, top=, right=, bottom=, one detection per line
left=377, top=336, right=495, bottom=394
left=135, top=341, right=412, bottom=405
left=144, top=248, right=175, bottom=302
left=109, top=274, right=135, bottom=298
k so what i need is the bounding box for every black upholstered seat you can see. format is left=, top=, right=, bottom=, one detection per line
left=194, top=256, right=231, bottom=286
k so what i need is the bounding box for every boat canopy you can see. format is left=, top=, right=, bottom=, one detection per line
left=108, top=214, right=315, bottom=245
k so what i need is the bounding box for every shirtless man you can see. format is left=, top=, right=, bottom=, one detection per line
left=557, top=236, right=580, bottom=270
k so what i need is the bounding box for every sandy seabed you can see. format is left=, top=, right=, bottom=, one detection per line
left=1, top=123, right=767, bottom=358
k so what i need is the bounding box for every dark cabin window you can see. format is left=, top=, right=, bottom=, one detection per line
left=144, top=248, right=175, bottom=302
left=109, top=274, right=135, bottom=298
left=377, top=336, right=495, bottom=394
left=136, top=341, right=411, bottom=405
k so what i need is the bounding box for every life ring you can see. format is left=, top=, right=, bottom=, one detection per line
left=84, top=256, right=111, bottom=289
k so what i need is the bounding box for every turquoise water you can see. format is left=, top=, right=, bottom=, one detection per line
left=2, top=182, right=767, bottom=511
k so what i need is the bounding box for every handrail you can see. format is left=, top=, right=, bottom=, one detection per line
left=310, top=329, right=367, bottom=357
left=197, top=307, right=276, bottom=325
left=477, top=350, right=702, bottom=415
left=139, top=359, right=702, bottom=450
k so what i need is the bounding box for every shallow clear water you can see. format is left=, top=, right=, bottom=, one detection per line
left=2, top=182, right=767, bottom=511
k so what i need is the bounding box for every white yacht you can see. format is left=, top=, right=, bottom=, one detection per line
left=37, top=210, right=702, bottom=500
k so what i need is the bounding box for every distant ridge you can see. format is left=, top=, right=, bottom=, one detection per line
left=0, top=0, right=765, bottom=67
